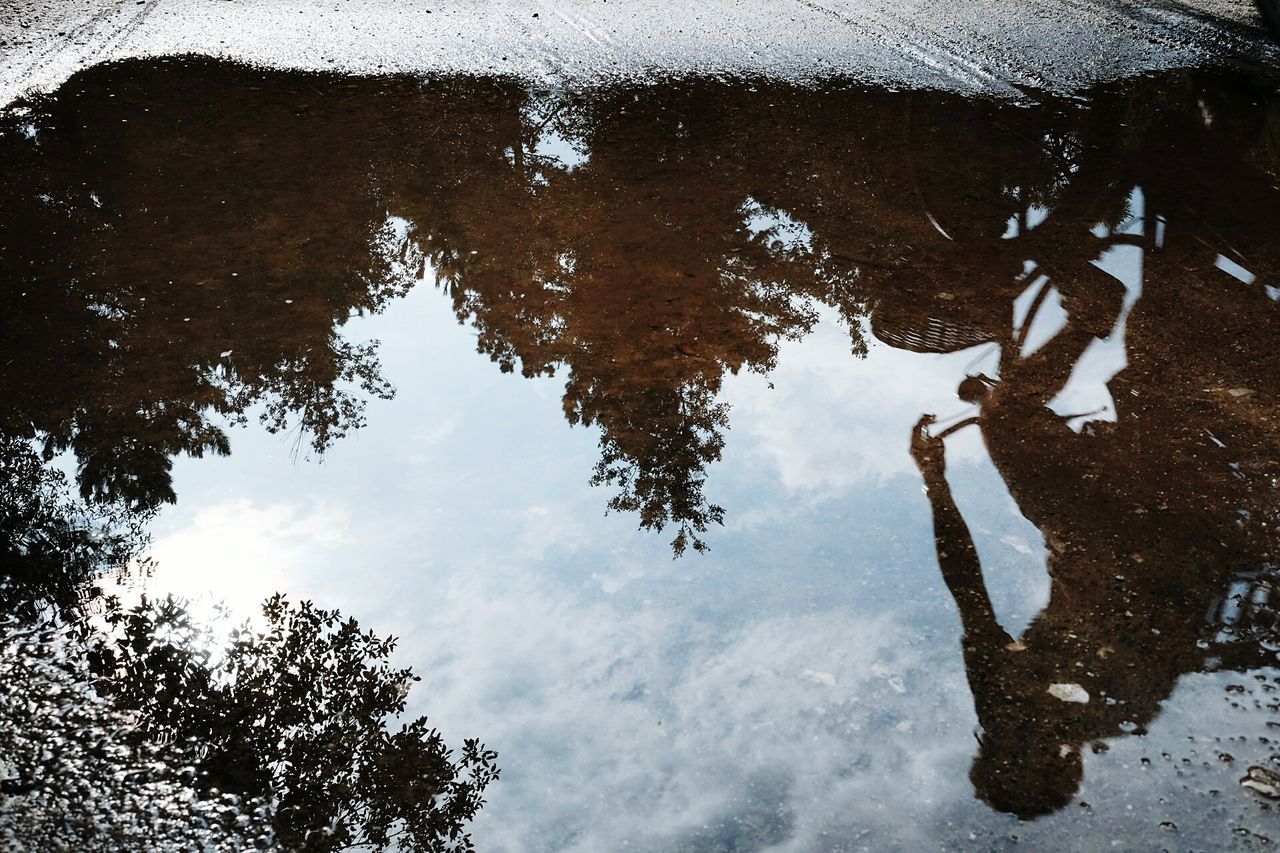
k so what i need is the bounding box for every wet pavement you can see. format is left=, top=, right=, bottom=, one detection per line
left=1, top=53, right=1280, bottom=851
left=1, top=0, right=1276, bottom=105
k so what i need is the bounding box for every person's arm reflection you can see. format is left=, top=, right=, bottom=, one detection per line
left=910, top=415, right=1010, bottom=652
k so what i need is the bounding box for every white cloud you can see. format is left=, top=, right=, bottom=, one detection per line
left=395, top=564, right=976, bottom=852
left=723, top=309, right=990, bottom=506
left=144, top=499, right=350, bottom=615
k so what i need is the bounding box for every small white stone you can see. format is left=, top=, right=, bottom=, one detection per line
left=1048, top=682, right=1090, bottom=704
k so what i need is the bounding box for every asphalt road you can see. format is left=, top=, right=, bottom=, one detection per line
left=0, top=0, right=1275, bottom=105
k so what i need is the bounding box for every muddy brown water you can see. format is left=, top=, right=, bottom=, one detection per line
left=1, top=57, right=1279, bottom=850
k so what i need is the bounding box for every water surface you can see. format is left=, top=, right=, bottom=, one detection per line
left=1, top=58, right=1279, bottom=850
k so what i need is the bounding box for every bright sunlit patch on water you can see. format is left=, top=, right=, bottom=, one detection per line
left=145, top=499, right=350, bottom=619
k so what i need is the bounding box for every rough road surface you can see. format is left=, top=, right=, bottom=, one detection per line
left=0, top=0, right=1275, bottom=105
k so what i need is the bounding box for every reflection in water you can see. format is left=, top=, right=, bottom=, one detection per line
left=0, top=433, right=141, bottom=620
left=1, top=56, right=1279, bottom=845
left=0, top=419, right=497, bottom=848
left=908, top=188, right=1280, bottom=816
left=1, top=592, right=499, bottom=850
left=4, top=59, right=1278, bottom=556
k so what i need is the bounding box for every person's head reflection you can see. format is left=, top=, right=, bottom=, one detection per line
left=972, top=731, right=1083, bottom=819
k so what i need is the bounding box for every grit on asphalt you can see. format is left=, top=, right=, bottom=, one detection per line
left=0, top=0, right=1275, bottom=106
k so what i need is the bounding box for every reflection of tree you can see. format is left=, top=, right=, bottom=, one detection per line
left=4, top=60, right=1280, bottom=560
left=0, top=58, right=407, bottom=515
left=0, top=91, right=500, bottom=838
left=0, top=613, right=276, bottom=850
left=1, top=585, right=498, bottom=850
left=0, top=436, right=139, bottom=622
left=84, top=593, right=499, bottom=851
left=386, top=82, right=831, bottom=552
left=544, top=90, right=826, bottom=553
left=0, top=417, right=497, bottom=850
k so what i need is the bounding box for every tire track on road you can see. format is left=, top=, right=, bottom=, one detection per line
left=4, top=0, right=161, bottom=102
left=794, top=0, right=1017, bottom=92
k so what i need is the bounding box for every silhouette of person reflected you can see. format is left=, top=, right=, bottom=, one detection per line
left=908, top=265, right=1130, bottom=817
left=909, top=223, right=1278, bottom=820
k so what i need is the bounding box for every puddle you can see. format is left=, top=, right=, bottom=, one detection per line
left=1, top=57, right=1279, bottom=850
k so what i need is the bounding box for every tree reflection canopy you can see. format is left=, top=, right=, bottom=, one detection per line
left=2, top=58, right=1278, bottom=553
left=87, top=593, right=499, bottom=850
left=1, top=591, right=499, bottom=851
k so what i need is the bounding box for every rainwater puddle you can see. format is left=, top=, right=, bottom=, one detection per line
left=1, top=56, right=1279, bottom=850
